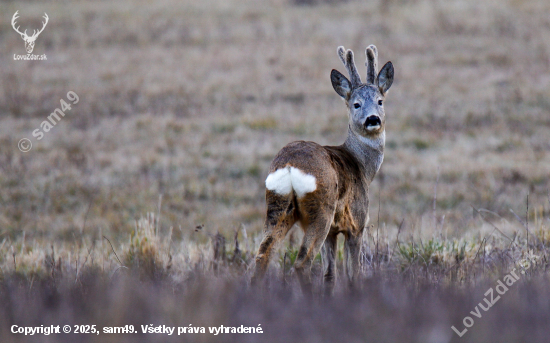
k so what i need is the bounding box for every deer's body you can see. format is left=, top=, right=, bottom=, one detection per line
left=252, top=45, right=394, bottom=293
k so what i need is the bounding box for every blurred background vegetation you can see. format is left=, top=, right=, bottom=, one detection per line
left=1, top=0, right=549, bottom=243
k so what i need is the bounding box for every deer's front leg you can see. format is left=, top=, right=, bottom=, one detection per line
left=344, top=229, right=364, bottom=286
left=321, top=232, right=338, bottom=296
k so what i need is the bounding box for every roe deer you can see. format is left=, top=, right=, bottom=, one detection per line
left=251, top=45, right=394, bottom=294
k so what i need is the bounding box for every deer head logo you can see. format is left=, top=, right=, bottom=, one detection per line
left=11, top=11, right=49, bottom=54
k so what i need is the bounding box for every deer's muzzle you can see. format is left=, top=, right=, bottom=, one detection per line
left=364, top=115, right=381, bottom=131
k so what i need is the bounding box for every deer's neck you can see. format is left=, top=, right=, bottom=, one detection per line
left=343, top=127, right=385, bottom=183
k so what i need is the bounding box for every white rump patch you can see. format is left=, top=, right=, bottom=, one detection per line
left=289, top=167, right=317, bottom=197
left=265, top=167, right=317, bottom=198
left=265, top=168, right=292, bottom=196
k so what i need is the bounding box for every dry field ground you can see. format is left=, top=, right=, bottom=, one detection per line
left=1, top=0, right=550, bottom=342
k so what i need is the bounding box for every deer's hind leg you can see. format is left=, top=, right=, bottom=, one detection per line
left=293, top=198, right=336, bottom=294
left=251, top=192, right=296, bottom=285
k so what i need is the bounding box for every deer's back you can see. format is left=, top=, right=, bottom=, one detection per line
left=267, top=141, right=369, bottom=222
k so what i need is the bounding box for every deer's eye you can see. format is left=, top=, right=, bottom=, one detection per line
left=378, top=100, right=383, bottom=106
left=354, top=103, right=361, bottom=109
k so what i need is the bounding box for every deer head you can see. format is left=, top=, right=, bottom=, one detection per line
left=12, top=11, right=49, bottom=54
left=331, top=45, right=394, bottom=140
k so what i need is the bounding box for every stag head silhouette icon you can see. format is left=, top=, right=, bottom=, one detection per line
left=12, top=11, right=49, bottom=54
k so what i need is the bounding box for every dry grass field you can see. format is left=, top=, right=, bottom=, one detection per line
left=1, top=0, right=550, bottom=342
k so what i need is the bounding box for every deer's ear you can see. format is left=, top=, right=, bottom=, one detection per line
left=376, top=61, right=394, bottom=94
left=331, top=69, right=352, bottom=99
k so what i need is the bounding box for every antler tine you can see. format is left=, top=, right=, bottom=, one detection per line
left=337, top=46, right=362, bottom=88
left=31, top=13, right=49, bottom=38
left=365, top=44, right=378, bottom=84
left=11, top=10, right=25, bottom=36
left=337, top=46, right=346, bottom=66
left=42, top=13, right=49, bottom=28
left=11, top=10, right=19, bottom=24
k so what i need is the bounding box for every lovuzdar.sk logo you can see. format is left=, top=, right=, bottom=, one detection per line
left=11, top=10, right=48, bottom=61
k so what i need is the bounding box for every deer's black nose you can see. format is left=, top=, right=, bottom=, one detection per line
left=364, top=115, right=381, bottom=127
